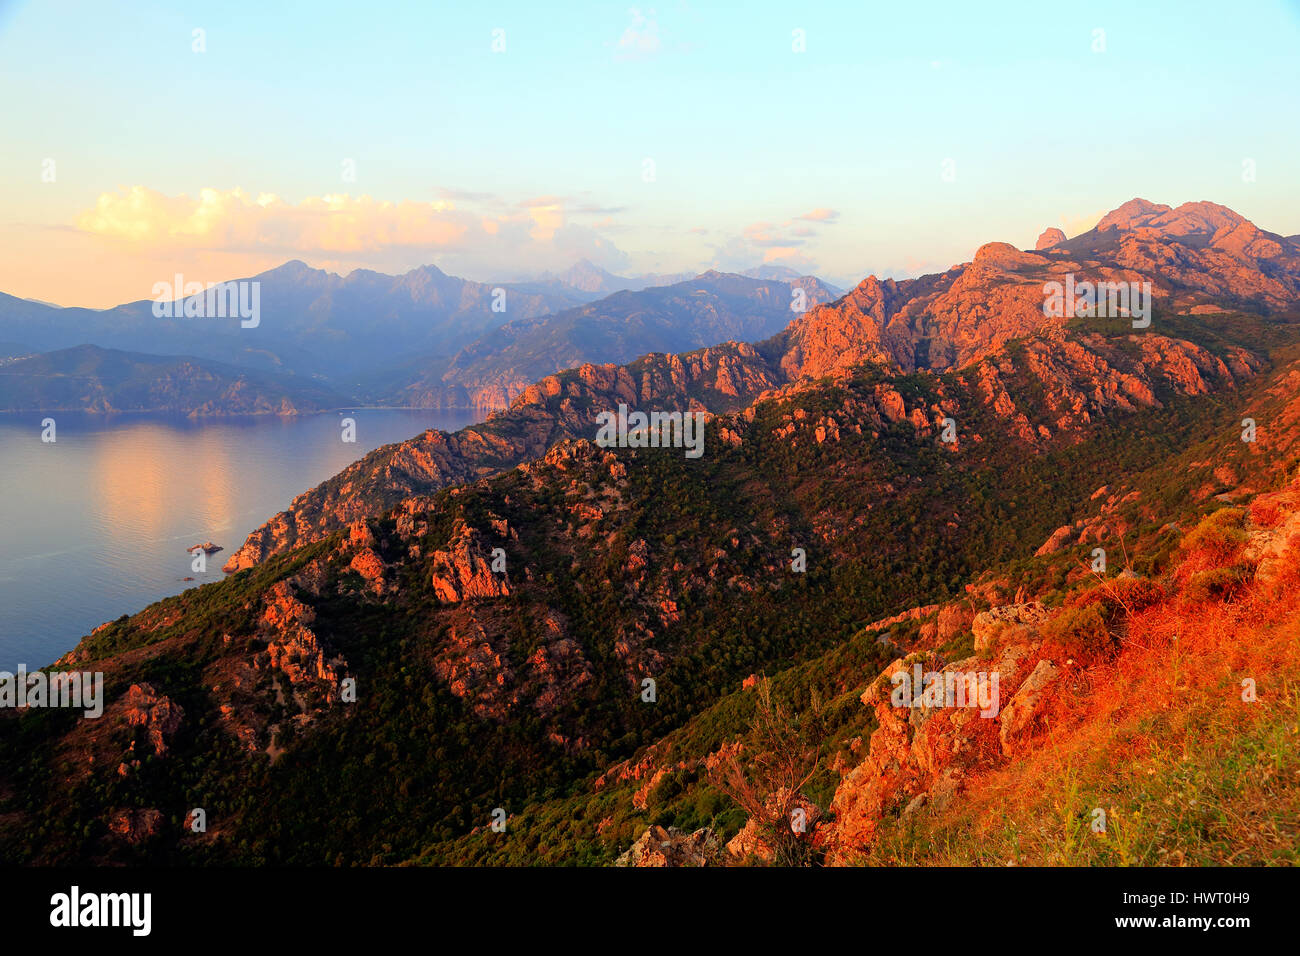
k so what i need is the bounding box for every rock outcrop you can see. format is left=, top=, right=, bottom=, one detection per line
left=430, top=526, right=510, bottom=603
left=107, top=808, right=164, bottom=844
left=260, top=581, right=347, bottom=697
left=972, top=602, right=1049, bottom=655
left=121, top=683, right=184, bottom=758
left=1035, top=227, right=1066, bottom=250
left=997, top=658, right=1060, bottom=754
left=615, top=825, right=725, bottom=866
left=824, top=604, right=1068, bottom=863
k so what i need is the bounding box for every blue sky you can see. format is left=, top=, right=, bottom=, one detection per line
left=2, top=0, right=1298, bottom=305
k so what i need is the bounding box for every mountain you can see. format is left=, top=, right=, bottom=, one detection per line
left=6, top=306, right=1296, bottom=865
left=0, top=261, right=597, bottom=383
left=225, top=341, right=788, bottom=570
left=634, top=269, right=700, bottom=287
left=381, top=272, right=842, bottom=409
left=543, top=259, right=704, bottom=294
left=740, top=264, right=836, bottom=288
left=0, top=260, right=840, bottom=404
left=0, top=344, right=351, bottom=415
left=224, top=198, right=1300, bottom=569
left=540, top=259, right=650, bottom=295
left=775, top=199, right=1300, bottom=383
left=4, top=198, right=1300, bottom=867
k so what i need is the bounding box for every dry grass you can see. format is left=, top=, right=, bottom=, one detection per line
left=857, top=513, right=1300, bottom=867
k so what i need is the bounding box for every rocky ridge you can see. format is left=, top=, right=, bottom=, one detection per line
left=225, top=199, right=1297, bottom=573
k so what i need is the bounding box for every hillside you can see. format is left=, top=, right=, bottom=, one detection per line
left=420, top=336, right=1300, bottom=867
left=0, top=344, right=351, bottom=415
left=1, top=309, right=1297, bottom=864
left=378, top=272, right=841, bottom=409
left=2, top=198, right=1298, bottom=867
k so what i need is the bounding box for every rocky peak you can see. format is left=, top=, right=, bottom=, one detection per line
left=1035, top=227, right=1066, bottom=250
left=1093, top=199, right=1277, bottom=256
left=970, top=242, right=1049, bottom=272
left=777, top=274, right=911, bottom=379
left=1095, top=198, right=1174, bottom=232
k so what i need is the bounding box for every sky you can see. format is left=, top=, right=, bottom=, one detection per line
left=1, top=0, right=1298, bottom=307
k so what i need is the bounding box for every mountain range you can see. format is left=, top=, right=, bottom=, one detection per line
left=217, top=199, right=1300, bottom=569
left=2, top=198, right=1298, bottom=867
left=0, top=262, right=841, bottom=413
left=0, top=260, right=593, bottom=381
left=377, top=272, right=841, bottom=409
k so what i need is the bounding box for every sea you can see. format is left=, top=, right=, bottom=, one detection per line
left=0, top=408, right=483, bottom=670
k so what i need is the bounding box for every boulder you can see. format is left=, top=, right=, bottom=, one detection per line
left=615, top=825, right=725, bottom=867
left=998, top=659, right=1060, bottom=754
left=972, top=602, right=1049, bottom=655
left=725, top=789, right=823, bottom=864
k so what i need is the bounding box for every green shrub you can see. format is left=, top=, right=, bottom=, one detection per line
left=1183, top=564, right=1252, bottom=604
left=1041, top=603, right=1111, bottom=652
left=1180, top=508, right=1248, bottom=567
left=1070, top=575, right=1164, bottom=618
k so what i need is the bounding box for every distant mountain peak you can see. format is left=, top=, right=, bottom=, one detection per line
left=1035, top=227, right=1066, bottom=250
left=742, top=264, right=803, bottom=281
left=552, top=258, right=627, bottom=293
left=1094, top=198, right=1251, bottom=237
left=1095, top=198, right=1172, bottom=231
left=265, top=258, right=316, bottom=275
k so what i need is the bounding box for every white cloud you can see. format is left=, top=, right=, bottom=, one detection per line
left=615, top=7, right=662, bottom=60
left=796, top=207, right=840, bottom=223
left=75, top=185, right=633, bottom=281
left=708, top=208, right=841, bottom=272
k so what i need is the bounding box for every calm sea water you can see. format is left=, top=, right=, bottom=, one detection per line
left=0, top=409, right=483, bottom=670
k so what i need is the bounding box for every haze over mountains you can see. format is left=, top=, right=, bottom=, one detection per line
left=0, top=344, right=350, bottom=416
left=540, top=258, right=695, bottom=295
left=0, top=258, right=841, bottom=413
left=0, top=260, right=594, bottom=381
left=541, top=258, right=822, bottom=294
left=381, top=272, right=842, bottom=409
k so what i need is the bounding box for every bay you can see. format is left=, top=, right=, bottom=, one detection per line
left=0, top=408, right=483, bottom=670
